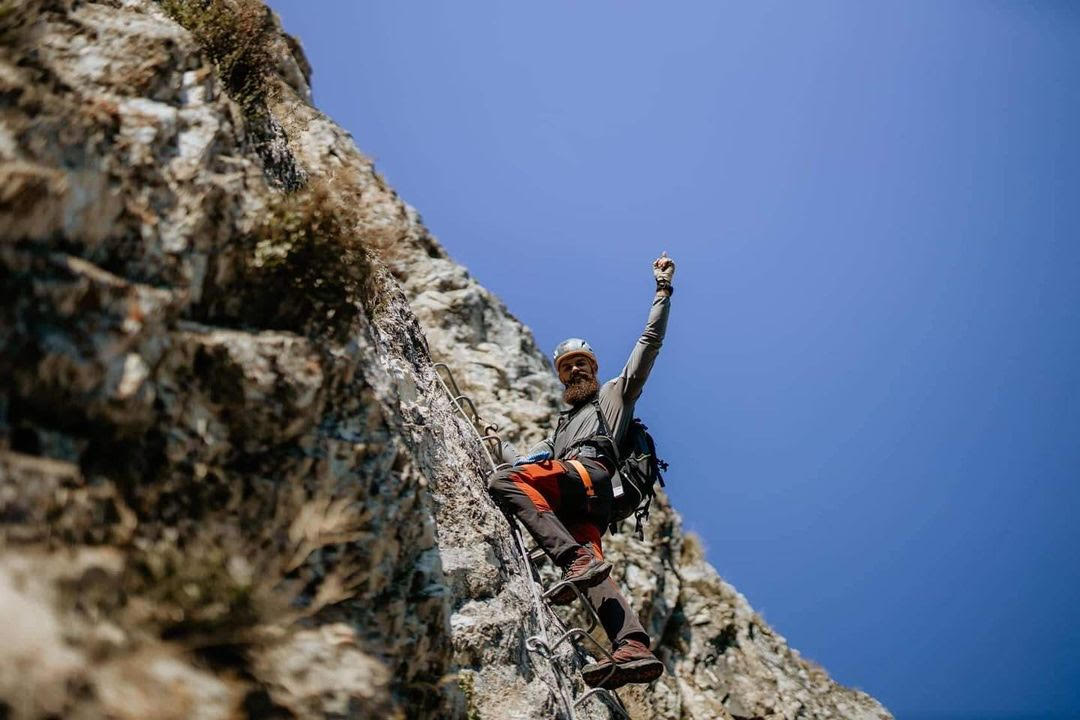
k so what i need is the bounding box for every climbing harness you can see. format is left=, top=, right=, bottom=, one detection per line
left=432, top=363, right=630, bottom=720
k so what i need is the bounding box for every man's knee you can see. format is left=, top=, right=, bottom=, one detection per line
left=486, top=466, right=516, bottom=498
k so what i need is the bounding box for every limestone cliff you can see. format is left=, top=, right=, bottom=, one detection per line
left=0, top=2, right=892, bottom=719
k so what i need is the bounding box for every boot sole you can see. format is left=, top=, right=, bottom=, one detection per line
left=545, top=560, right=613, bottom=606
left=582, top=656, right=665, bottom=690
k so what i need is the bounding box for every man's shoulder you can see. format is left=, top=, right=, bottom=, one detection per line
left=599, top=379, right=622, bottom=402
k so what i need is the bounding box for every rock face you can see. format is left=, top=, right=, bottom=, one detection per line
left=0, top=2, right=892, bottom=719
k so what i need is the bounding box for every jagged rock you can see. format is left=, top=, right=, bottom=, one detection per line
left=0, top=1, right=892, bottom=719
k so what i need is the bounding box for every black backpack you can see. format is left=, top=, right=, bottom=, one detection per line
left=609, top=418, right=668, bottom=539
left=563, top=401, right=669, bottom=538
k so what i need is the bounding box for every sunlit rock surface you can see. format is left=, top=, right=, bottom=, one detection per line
left=0, top=2, right=891, bottom=718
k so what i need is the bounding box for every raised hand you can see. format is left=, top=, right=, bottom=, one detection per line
left=653, top=251, right=675, bottom=285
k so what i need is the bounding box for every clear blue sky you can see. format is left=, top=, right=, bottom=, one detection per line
left=267, top=3, right=1080, bottom=717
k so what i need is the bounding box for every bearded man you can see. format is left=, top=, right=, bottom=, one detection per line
left=487, top=252, right=675, bottom=690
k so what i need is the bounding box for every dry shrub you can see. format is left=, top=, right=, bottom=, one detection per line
left=681, top=530, right=706, bottom=565
left=159, top=0, right=274, bottom=112
left=159, top=0, right=307, bottom=188
left=191, top=179, right=386, bottom=341
left=161, top=2, right=400, bottom=336
left=321, top=171, right=417, bottom=276
left=239, top=182, right=376, bottom=340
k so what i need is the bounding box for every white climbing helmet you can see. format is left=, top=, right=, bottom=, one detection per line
left=552, top=338, right=597, bottom=372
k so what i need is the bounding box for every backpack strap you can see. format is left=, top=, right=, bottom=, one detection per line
left=550, top=410, right=571, bottom=452
left=565, top=459, right=595, bottom=500
left=590, top=400, right=627, bottom=500
left=591, top=399, right=615, bottom=455
left=610, top=466, right=626, bottom=500
left=633, top=495, right=653, bottom=540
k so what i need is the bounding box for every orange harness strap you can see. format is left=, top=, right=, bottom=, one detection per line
left=566, top=459, right=595, bottom=499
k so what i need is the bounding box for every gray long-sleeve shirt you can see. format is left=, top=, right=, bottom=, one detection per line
left=500, top=289, right=671, bottom=464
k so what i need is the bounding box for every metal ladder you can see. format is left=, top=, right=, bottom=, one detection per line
left=433, top=363, right=631, bottom=720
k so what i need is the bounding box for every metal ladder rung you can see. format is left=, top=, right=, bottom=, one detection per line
left=538, top=578, right=630, bottom=709
left=528, top=546, right=548, bottom=567
left=524, top=540, right=635, bottom=720
left=525, top=631, right=625, bottom=718
left=574, top=687, right=628, bottom=716
left=542, top=579, right=600, bottom=632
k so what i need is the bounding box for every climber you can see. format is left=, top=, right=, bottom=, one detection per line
left=487, top=252, right=675, bottom=691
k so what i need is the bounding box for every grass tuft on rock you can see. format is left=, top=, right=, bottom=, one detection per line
left=160, top=0, right=305, bottom=189
left=159, top=0, right=273, bottom=112
left=457, top=671, right=482, bottom=720
left=240, top=183, right=376, bottom=340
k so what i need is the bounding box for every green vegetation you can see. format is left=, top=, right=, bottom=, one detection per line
left=159, top=0, right=274, bottom=112
left=161, top=2, right=383, bottom=338
left=159, top=0, right=307, bottom=188
left=242, top=182, right=375, bottom=340
left=458, top=671, right=482, bottom=720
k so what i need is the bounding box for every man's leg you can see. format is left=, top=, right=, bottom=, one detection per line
left=487, top=460, right=590, bottom=566
left=566, top=518, right=664, bottom=690
left=564, top=520, right=649, bottom=646
left=490, top=463, right=661, bottom=688
left=488, top=461, right=612, bottom=604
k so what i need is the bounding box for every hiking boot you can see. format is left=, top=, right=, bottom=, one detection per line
left=581, top=638, right=665, bottom=690
left=544, top=546, right=612, bottom=606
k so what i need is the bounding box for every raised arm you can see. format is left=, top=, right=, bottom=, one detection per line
left=614, top=253, right=675, bottom=403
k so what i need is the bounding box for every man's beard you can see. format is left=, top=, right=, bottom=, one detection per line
left=562, top=376, right=599, bottom=406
